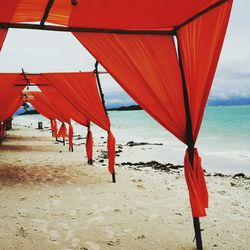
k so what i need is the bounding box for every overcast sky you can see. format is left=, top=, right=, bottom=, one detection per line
left=0, top=0, right=249, bottom=107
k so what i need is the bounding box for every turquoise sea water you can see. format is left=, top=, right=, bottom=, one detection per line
left=13, top=105, right=250, bottom=174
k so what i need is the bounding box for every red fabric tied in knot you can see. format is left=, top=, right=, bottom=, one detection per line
left=50, top=119, right=56, bottom=137
left=53, top=119, right=58, bottom=138
left=86, top=127, right=93, bottom=163
left=68, top=123, right=73, bottom=151
left=184, top=148, right=208, bottom=217
left=50, top=119, right=58, bottom=138
left=107, top=131, right=116, bottom=174
left=0, top=122, right=3, bottom=140
left=57, top=123, right=67, bottom=139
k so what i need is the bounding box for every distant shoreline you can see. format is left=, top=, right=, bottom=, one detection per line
left=107, top=105, right=142, bottom=111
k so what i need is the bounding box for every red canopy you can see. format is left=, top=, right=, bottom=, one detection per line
left=0, top=73, right=25, bottom=122
left=0, top=0, right=226, bottom=30
left=0, top=1, right=234, bottom=247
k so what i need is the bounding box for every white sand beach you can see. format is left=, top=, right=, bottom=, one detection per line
left=0, top=125, right=249, bottom=250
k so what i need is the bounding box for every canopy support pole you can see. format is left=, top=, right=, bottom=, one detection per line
left=40, top=0, right=54, bottom=26
left=94, top=61, right=116, bottom=183
left=177, top=38, right=203, bottom=250
left=94, top=61, right=107, bottom=115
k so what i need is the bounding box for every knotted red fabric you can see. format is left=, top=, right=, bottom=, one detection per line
left=57, top=123, right=67, bottom=139
left=53, top=119, right=58, bottom=138
left=184, top=148, right=208, bottom=217
left=86, top=126, right=93, bottom=164
left=50, top=119, right=57, bottom=138
left=107, top=131, right=116, bottom=174
left=0, top=122, right=4, bottom=140
left=68, top=122, right=73, bottom=151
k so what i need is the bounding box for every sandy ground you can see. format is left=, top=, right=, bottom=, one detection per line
left=0, top=126, right=249, bottom=250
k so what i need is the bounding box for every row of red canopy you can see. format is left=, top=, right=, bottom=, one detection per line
left=0, top=0, right=233, bottom=217
left=0, top=72, right=116, bottom=175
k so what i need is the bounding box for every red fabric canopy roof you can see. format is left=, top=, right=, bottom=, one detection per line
left=27, top=91, right=62, bottom=121
left=1, top=0, right=223, bottom=30
left=38, top=72, right=110, bottom=131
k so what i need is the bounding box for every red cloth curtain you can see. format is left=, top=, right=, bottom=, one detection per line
left=50, top=119, right=57, bottom=137
left=1, top=95, right=23, bottom=122
left=86, top=126, right=93, bottom=164
left=184, top=149, right=208, bottom=217
left=0, top=29, right=8, bottom=52
left=68, top=121, right=73, bottom=151
left=0, top=73, right=25, bottom=122
left=39, top=73, right=110, bottom=131
left=57, top=122, right=67, bottom=139
left=28, top=91, right=59, bottom=120
left=38, top=73, right=115, bottom=174
left=107, top=131, right=116, bottom=174
left=37, top=82, right=88, bottom=127
left=73, top=33, right=186, bottom=142
left=73, top=2, right=232, bottom=216
left=177, top=0, right=233, bottom=142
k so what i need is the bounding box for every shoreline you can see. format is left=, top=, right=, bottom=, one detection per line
left=12, top=113, right=250, bottom=175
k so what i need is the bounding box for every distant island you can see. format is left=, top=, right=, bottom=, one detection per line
left=20, top=109, right=39, bottom=115
left=107, top=105, right=142, bottom=111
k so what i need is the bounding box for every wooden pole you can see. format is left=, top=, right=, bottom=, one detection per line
left=94, top=61, right=116, bottom=183
left=40, top=0, right=54, bottom=26
left=177, top=37, right=203, bottom=249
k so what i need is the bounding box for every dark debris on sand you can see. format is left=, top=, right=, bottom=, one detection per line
left=120, top=161, right=184, bottom=173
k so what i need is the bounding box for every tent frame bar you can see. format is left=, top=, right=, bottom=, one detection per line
left=175, top=0, right=229, bottom=31
left=14, top=84, right=52, bottom=86
left=0, top=22, right=174, bottom=35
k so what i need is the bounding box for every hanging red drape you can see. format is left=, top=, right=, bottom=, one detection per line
left=0, top=29, right=8, bottom=52
left=39, top=73, right=110, bottom=131
left=38, top=73, right=115, bottom=174
left=52, top=119, right=58, bottom=138
left=68, top=121, right=73, bottom=151
left=86, top=125, right=93, bottom=164
left=57, top=122, right=67, bottom=139
left=1, top=95, right=23, bottom=122
left=73, top=2, right=232, bottom=216
left=28, top=91, right=59, bottom=121
left=0, top=73, right=25, bottom=122
left=107, top=131, right=116, bottom=174
left=177, top=0, right=233, bottom=142
left=37, top=84, right=88, bottom=127
left=73, top=33, right=186, bottom=142
left=184, top=149, right=208, bottom=217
